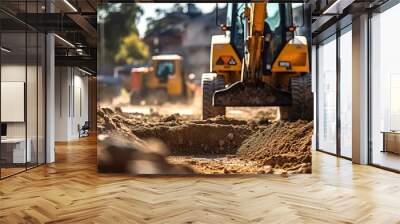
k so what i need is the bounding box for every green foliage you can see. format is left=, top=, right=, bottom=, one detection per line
left=115, top=33, right=149, bottom=65
left=98, top=3, right=149, bottom=65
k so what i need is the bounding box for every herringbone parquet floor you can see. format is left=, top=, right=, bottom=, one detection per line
left=0, top=136, right=400, bottom=224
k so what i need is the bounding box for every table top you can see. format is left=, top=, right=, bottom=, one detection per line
left=381, top=131, right=400, bottom=134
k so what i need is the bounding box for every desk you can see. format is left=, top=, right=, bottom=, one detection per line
left=382, top=131, right=400, bottom=154
left=1, top=138, right=31, bottom=163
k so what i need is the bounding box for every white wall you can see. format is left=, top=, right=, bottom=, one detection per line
left=55, top=67, right=89, bottom=141
left=55, top=67, right=69, bottom=141
left=71, top=72, right=89, bottom=138
left=1, top=63, right=46, bottom=164
left=1, top=65, right=28, bottom=138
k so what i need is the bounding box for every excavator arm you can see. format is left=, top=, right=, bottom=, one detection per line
left=202, top=2, right=313, bottom=121
left=214, top=3, right=292, bottom=107
left=243, top=3, right=266, bottom=82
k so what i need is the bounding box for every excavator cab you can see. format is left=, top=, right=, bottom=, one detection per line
left=225, top=3, right=308, bottom=70
left=202, top=3, right=312, bottom=120
left=228, top=4, right=286, bottom=61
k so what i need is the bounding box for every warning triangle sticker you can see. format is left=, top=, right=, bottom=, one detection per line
left=216, top=57, right=224, bottom=65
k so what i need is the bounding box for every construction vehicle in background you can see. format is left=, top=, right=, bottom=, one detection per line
left=122, top=54, right=196, bottom=105
left=202, top=3, right=312, bottom=121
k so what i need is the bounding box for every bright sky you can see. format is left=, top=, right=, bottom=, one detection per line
left=136, top=3, right=220, bottom=37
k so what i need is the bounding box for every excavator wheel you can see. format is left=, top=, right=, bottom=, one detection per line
left=146, top=89, right=168, bottom=105
left=279, top=74, right=313, bottom=121
left=130, top=92, right=142, bottom=105
left=202, top=73, right=226, bottom=120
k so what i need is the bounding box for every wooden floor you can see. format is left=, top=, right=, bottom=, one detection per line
left=373, top=151, right=400, bottom=171
left=0, top=136, right=400, bottom=224
left=1, top=167, right=26, bottom=178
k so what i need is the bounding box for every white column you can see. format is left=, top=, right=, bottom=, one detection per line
left=45, top=0, right=56, bottom=164
left=46, top=32, right=55, bottom=163
left=311, top=45, right=317, bottom=150
left=352, top=14, right=369, bottom=164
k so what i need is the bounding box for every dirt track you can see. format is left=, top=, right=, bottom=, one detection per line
left=97, top=104, right=312, bottom=175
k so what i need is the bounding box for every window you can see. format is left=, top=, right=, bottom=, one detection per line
left=0, top=2, right=47, bottom=179
left=156, top=61, right=175, bottom=82
left=390, top=75, right=400, bottom=130
left=370, top=4, right=400, bottom=171
left=230, top=3, right=245, bottom=58
left=339, top=28, right=352, bottom=158
left=264, top=4, right=295, bottom=71
left=226, top=3, right=232, bottom=27
left=317, top=36, right=337, bottom=154
left=266, top=4, right=281, bottom=32
left=292, top=3, right=304, bottom=27
left=316, top=27, right=352, bottom=159
left=264, top=3, right=284, bottom=67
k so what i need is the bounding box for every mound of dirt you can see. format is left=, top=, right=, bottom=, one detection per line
left=98, top=107, right=257, bottom=155
left=98, top=107, right=313, bottom=174
left=98, top=134, right=194, bottom=175
left=237, top=120, right=312, bottom=173
left=167, top=155, right=273, bottom=174
left=131, top=123, right=253, bottom=155
left=191, top=116, right=249, bottom=126
left=161, top=113, right=181, bottom=122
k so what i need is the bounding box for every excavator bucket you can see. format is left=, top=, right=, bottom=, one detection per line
left=213, top=81, right=292, bottom=107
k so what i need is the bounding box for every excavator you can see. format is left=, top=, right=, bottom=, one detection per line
left=202, top=2, right=312, bottom=121
left=122, top=54, right=196, bottom=105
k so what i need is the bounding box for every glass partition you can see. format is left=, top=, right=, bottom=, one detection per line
left=339, top=28, right=352, bottom=158
left=317, top=35, right=337, bottom=154
left=370, top=4, right=400, bottom=171
left=0, top=1, right=46, bottom=179
left=0, top=30, right=28, bottom=177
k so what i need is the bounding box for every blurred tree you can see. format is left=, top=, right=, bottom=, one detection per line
left=115, top=32, right=149, bottom=65
left=144, top=4, right=202, bottom=37
left=98, top=4, right=149, bottom=65
left=173, top=3, right=184, bottom=13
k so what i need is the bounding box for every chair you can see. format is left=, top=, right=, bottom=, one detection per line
left=79, top=121, right=90, bottom=138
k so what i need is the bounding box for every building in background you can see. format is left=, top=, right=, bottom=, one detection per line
left=144, top=4, right=226, bottom=81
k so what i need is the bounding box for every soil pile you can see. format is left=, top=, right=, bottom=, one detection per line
left=97, top=107, right=195, bottom=174
left=167, top=155, right=273, bottom=174
left=97, top=107, right=312, bottom=174
left=130, top=123, right=253, bottom=155
left=98, top=134, right=194, bottom=174
left=237, top=120, right=312, bottom=173
left=98, top=107, right=259, bottom=155
left=226, top=107, right=277, bottom=123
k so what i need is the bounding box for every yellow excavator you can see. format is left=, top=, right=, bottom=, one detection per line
left=202, top=3, right=312, bottom=121
left=125, top=54, right=195, bottom=105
